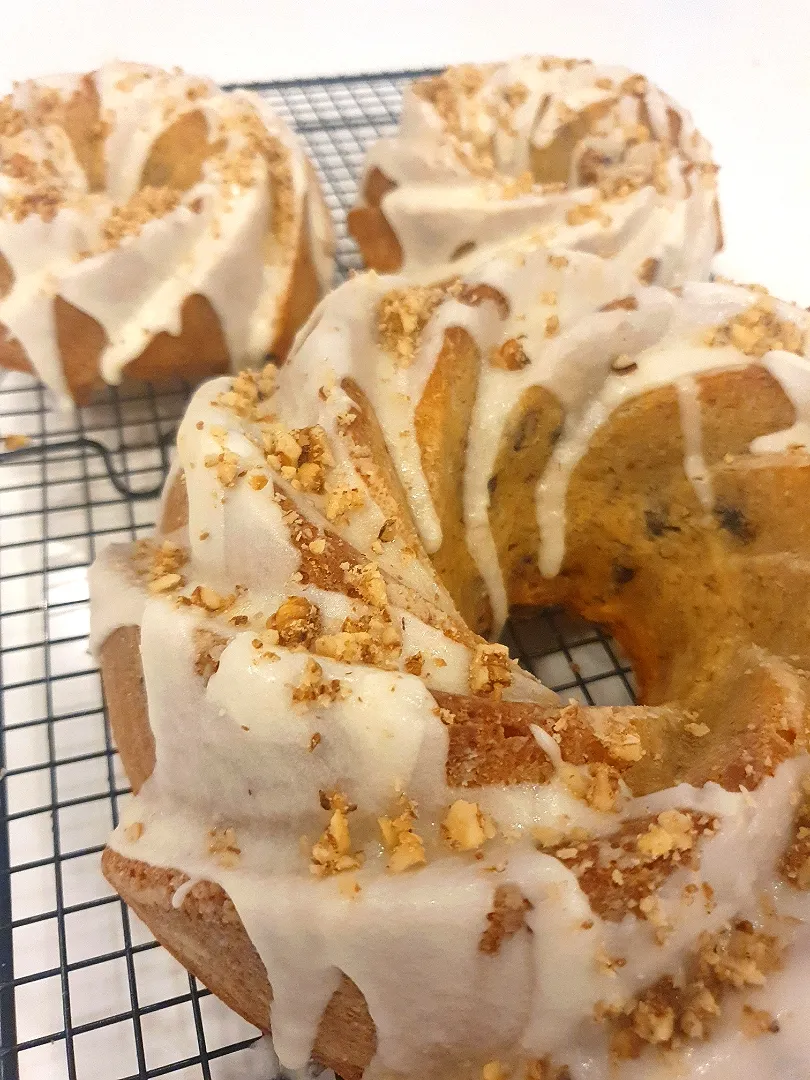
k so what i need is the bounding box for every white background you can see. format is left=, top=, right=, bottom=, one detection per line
left=4, top=0, right=809, bottom=300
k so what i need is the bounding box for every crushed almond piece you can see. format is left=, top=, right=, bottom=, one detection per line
left=548, top=253, right=569, bottom=269
left=442, top=799, right=496, bottom=851
left=309, top=732, right=322, bottom=752
left=545, top=314, right=561, bottom=337
left=469, top=642, right=512, bottom=697
left=685, top=721, right=710, bottom=738
left=124, top=821, right=144, bottom=843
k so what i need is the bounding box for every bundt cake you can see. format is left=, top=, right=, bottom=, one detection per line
left=348, top=57, right=721, bottom=285
left=91, top=239, right=810, bottom=1080
left=0, top=61, right=334, bottom=404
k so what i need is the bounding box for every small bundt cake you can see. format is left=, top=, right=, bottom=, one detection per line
left=0, top=62, right=334, bottom=403
left=348, top=57, right=720, bottom=284
left=91, top=239, right=810, bottom=1080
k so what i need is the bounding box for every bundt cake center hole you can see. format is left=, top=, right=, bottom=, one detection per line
left=502, top=607, right=637, bottom=707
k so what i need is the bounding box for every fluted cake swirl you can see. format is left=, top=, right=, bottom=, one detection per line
left=349, top=56, right=720, bottom=286
left=92, top=237, right=810, bottom=1080
left=0, top=61, right=334, bottom=402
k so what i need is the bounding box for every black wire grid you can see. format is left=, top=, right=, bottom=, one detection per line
left=0, top=70, right=635, bottom=1080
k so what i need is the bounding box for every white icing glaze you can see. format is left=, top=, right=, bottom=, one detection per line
left=90, top=241, right=810, bottom=1080
left=356, top=57, right=719, bottom=285
left=0, top=62, right=333, bottom=400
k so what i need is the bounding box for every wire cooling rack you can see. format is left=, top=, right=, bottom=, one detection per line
left=0, top=69, right=635, bottom=1080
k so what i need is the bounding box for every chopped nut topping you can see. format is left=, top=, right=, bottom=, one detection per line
left=469, top=642, right=512, bottom=697
left=545, top=314, right=561, bottom=337
left=314, top=610, right=401, bottom=668
left=261, top=423, right=334, bottom=493
left=267, top=595, right=322, bottom=648
left=98, top=186, right=181, bottom=250
left=490, top=337, right=530, bottom=371
left=500, top=170, right=535, bottom=199
left=548, top=253, right=569, bottom=270
left=740, top=1005, right=780, bottom=1038
left=204, top=448, right=243, bottom=488
left=610, top=353, right=637, bottom=374
left=697, top=921, right=783, bottom=989
left=482, top=1062, right=508, bottom=1080
left=479, top=883, right=532, bottom=954
left=124, top=821, right=144, bottom=843
left=442, top=799, right=496, bottom=851
left=636, top=810, right=697, bottom=859
left=608, top=919, right=783, bottom=1059
left=344, top=562, right=388, bottom=609
left=403, top=652, right=424, bottom=675
left=136, top=539, right=189, bottom=594
left=601, top=296, right=639, bottom=312
left=1, top=433, right=31, bottom=451
left=685, top=721, right=710, bottom=738
left=310, top=796, right=363, bottom=877
left=378, top=796, right=426, bottom=873
left=324, top=479, right=365, bottom=523
left=187, top=584, right=235, bottom=614
left=194, top=628, right=228, bottom=684
left=291, top=658, right=346, bottom=707
left=208, top=826, right=241, bottom=868
left=704, top=296, right=804, bottom=358
left=566, top=201, right=610, bottom=227
left=378, top=284, right=447, bottom=366
left=149, top=572, right=184, bottom=594
left=637, top=257, right=660, bottom=284
left=780, top=774, right=810, bottom=889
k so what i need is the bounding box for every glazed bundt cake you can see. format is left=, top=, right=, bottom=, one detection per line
left=91, top=239, right=810, bottom=1080
left=0, top=61, right=334, bottom=403
left=348, top=57, right=721, bottom=284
